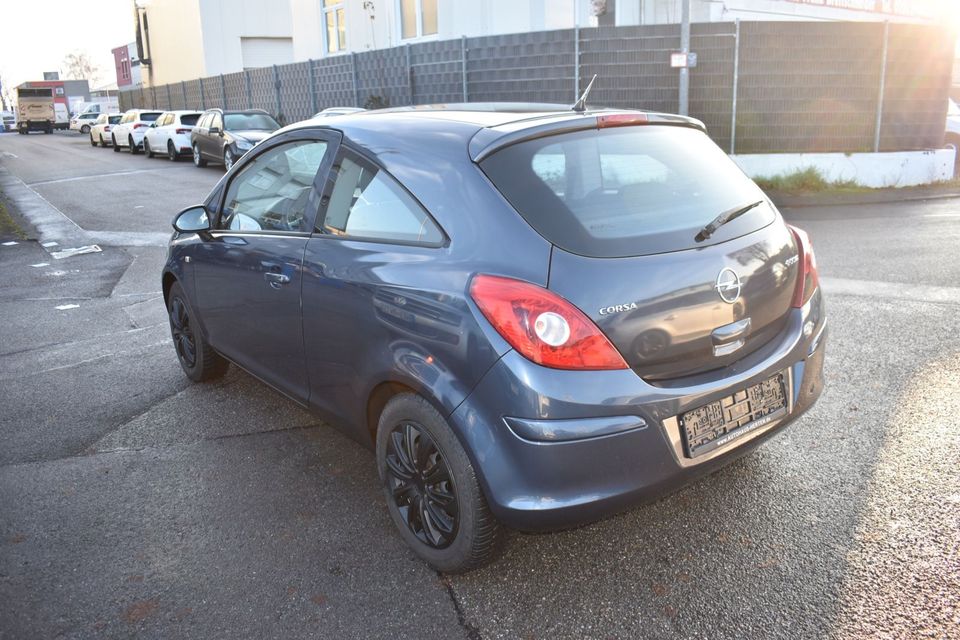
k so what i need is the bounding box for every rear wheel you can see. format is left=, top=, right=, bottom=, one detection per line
left=168, top=141, right=179, bottom=161
left=167, top=282, right=228, bottom=382
left=90, top=133, right=97, bottom=147
left=80, top=124, right=90, bottom=134
left=144, top=139, right=154, bottom=158
left=193, top=144, right=207, bottom=167
left=128, top=136, right=138, bottom=154
left=112, top=135, right=121, bottom=152
left=100, top=134, right=106, bottom=147
left=376, top=393, right=504, bottom=573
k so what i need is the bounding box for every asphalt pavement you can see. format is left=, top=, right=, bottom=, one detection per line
left=0, top=131, right=957, bottom=640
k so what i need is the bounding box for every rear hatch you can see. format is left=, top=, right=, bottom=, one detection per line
left=479, top=119, right=798, bottom=380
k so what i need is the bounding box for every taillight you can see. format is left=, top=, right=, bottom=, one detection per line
left=175, top=128, right=191, bottom=134
left=469, top=274, right=628, bottom=370
left=133, top=123, right=147, bottom=129
left=789, top=225, right=819, bottom=308
left=104, top=125, right=111, bottom=131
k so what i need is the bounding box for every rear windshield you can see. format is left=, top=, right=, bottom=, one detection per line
left=180, top=114, right=200, bottom=126
left=225, top=112, right=279, bottom=131
left=480, top=125, right=773, bottom=257
left=108, top=115, right=123, bottom=124
left=141, top=112, right=162, bottom=122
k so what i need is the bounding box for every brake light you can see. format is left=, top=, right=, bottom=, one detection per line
left=789, top=226, right=819, bottom=308
left=597, top=113, right=648, bottom=128
left=469, top=274, right=628, bottom=370
left=133, top=123, right=147, bottom=129
left=104, top=126, right=111, bottom=131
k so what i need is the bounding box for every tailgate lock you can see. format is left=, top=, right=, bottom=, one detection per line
left=711, top=317, right=751, bottom=357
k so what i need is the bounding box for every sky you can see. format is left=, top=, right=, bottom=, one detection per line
left=0, top=0, right=135, bottom=94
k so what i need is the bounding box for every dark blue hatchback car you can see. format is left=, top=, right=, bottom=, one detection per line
left=163, top=104, right=826, bottom=572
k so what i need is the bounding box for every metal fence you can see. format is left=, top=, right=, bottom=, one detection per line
left=120, top=21, right=954, bottom=154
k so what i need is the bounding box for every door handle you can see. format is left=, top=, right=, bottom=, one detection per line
left=711, top=317, right=751, bottom=357
left=264, top=271, right=291, bottom=288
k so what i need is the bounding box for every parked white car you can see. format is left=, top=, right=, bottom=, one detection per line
left=1, top=111, right=15, bottom=132
left=69, top=112, right=101, bottom=134
left=110, top=109, right=163, bottom=153
left=142, top=110, right=202, bottom=161
left=89, top=113, right=123, bottom=147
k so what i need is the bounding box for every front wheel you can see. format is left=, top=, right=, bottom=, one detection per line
left=167, top=282, right=228, bottom=382
left=223, top=149, right=235, bottom=172
left=376, top=394, right=504, bottom=573
left=193, top=144, right=207, bottom=167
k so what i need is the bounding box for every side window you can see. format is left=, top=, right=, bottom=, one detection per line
left=212, top=113, right=223, bottom=130
left=219, top=140, right=329, bottom=233
left=198, top=113, right=210, bottom=129
left=318, top=151, right=443, bottom=245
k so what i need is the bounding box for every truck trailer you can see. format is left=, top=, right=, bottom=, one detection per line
left=16, top=87, right=55, bottom=134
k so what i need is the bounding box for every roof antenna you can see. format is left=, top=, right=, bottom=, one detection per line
left=572, top=74, right=598, bottom=112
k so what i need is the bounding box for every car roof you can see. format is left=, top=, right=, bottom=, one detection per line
left=281, top=102, right=706, bottom=162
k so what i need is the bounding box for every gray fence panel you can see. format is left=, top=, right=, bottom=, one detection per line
left=736, top=22, right=883, bottom=153
left=467, top=30, right=575, bottom=104
left=410, top=39, right=463, bottom=104
left=277, top=61, right=313, bottom=124
left=122, top=21, right=952, bottom=154
left=355, top=47, right=410, bottom=108
left=182, top=79, right=202, bottom=110
left=313, top=57, right=357, bottom=110
left=880, top=23, right=953, bottom=151
left=223, top=71, right=247, bottom=111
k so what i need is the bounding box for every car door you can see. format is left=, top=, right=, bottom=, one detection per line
left=300, top=147, right=448, bottom=427
left=191, top=129, right=341, bottom=402
left=205, top=112, right=224, bottom=160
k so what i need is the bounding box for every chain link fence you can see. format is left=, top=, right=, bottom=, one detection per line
left=120, top=21, right=954, bottom=154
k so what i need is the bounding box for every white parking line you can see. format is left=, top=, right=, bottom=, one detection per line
left=30, top=262, right=50, bottom=268
left=924, top=213, right=960, bottom=218
left=27, top=167, right=183, bottom=187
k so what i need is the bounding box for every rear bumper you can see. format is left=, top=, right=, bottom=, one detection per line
left=449, top=292, right=826, bottom=531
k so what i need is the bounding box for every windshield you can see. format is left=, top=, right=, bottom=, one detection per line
left=224, top=113, right=280, bottom=131
left=480, top=125, right=773, bottom=258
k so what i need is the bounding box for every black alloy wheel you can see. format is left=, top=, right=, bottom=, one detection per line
left=168, top=296, right=197, bottom=370
left=385, top=421, right=459, bottom=549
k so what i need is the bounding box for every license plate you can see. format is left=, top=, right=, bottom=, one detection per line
left=678, top=372, right=788, bottom=458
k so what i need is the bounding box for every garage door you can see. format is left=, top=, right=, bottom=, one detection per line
left=240, top=37, right=294, bottom=69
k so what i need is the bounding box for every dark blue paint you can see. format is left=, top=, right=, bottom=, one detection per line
left=162, top=106, right=826, bottom=531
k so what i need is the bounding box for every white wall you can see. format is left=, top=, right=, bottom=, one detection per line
left=198, top=0, right=293, bottom=74
left=141, top=0, right=206, bottom=86
left=732, top=150, right=955, bottom=189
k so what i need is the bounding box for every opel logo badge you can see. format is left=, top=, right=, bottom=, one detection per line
left=715, top=268, right=742, bottom=304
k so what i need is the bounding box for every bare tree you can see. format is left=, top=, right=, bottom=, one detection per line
left=61, top=52, right=101, bottom=85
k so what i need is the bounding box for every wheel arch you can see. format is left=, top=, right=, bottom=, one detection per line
left=365, top=378, right=451, bottom=448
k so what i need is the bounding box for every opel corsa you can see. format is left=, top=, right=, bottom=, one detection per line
left=163, top=104, right=826, bottom=572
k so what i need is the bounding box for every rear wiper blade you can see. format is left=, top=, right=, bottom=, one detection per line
left=695, top=200, right=764, bottom=242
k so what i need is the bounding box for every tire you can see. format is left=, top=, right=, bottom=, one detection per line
left=167, top=282, right=228, bottom=382
left=168, top=141, right=179, bottom=161
left=90, top=133, right=97, bottom=147
left=80, top=124, right=90, bottom=134
left=112, top=135, right=121, bottom=152
left=144, top=139, right=153, bottom=158
left=193, top=144, right=207, bottom=167
left=223, top=149, right=235, bottom=172
left=44, top=126, right=52, bottom=134
left=376, top=393, right=504, bottom=573
left=100, top=134, right=106, bottom=147
left=128, top=135, right=139, bottom=154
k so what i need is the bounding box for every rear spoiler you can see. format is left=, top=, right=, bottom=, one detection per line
left=469, top=110, right=707, bottom=163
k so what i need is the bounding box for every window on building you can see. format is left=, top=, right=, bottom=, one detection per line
left=323, top=0, right=346, bottom=53
left=400, top=0, right=437, bottom=40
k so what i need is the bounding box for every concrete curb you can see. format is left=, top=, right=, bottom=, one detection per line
left=768, top=187, right=960, bottom=208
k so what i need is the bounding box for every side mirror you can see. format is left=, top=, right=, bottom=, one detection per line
left=210, top=126, right=221, bottom=135
left=172, top=205, right=211, bottom=233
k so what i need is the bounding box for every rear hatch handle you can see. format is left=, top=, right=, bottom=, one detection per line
left=711, top=317, right=751, bottom=357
